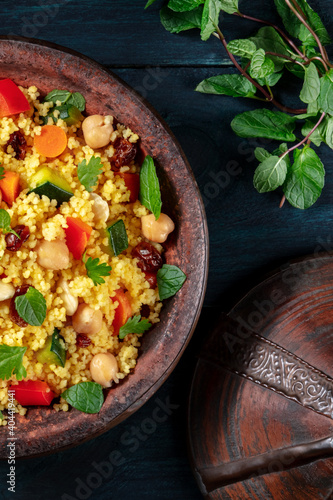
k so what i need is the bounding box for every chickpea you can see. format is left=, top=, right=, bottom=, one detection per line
left=90, top=193, right=109, bottom=223
left=0, top=281, right=15, bottom=301
left=82, top=115, right=114, bottom=149
left=58, top=278, right=78, bottom=316
left=36, top=239, right=70, bottom=270
left=72, top=303, right=103, bottom=335
left=141, top=213, right=175, bottom=243
left=90, top=352, right=119, bottom=387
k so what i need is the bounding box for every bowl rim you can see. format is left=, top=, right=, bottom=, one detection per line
left=0, top=36, right=209, bottom=458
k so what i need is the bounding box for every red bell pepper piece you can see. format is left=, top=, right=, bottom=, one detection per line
left=9, top=380, right=55, bottom=406
left=111, top=289, right=132, bottom=336
left=118, top=173, right=140, bottom=203
left=0, top=171, right=20, bottom=205
left=65, top=216, right=92, bottom=260
left=0, top=79, right=30, bottom=118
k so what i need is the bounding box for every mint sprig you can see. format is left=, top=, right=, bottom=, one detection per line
left=147, top=0, right=333, bottom=209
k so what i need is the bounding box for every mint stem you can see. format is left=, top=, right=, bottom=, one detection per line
left=216, top=27, right=307, bottom=115
left=283, top=111, right=326, bottom=158
left=235, top=11, right=308, bottom=62
left=284, top=0, right=330, bottom=71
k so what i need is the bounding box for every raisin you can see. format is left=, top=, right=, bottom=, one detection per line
left=144, top=271, right=157, bottom=289
left=111, top=137, right=137, bottom=170
left=132, top=242, right=163, bottom=272
left=76, top=334, right=92, bottom=348
left=5, top=225, right=30, bottom=252
left=10, top=285, right=31, bottom=327
left=140, top=304, right=150, bottom=319
left=6, top=131, right=27, bottom=160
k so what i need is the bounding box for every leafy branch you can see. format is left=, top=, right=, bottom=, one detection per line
left=146, top=0, right=333, bottom=209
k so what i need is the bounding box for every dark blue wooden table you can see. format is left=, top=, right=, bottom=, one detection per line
left=0, top=1, right=332, bottom=499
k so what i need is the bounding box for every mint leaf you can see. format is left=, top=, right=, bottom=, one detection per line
left=119, top=315, right=152, bottom=339
left=299, top=24, right=316, bottom=47
left=84, top=254, right=112, bottom=286
left=325, top=117, right=333, bottom=150
left=318, top=70, right=333, bottom=115
left=253, top=156, right=288, bottom=193
left=145, top=0, right=158, bottom=7
left=301, top=117, right=327, bottom=147
left=157, top=264, right=186, bottom=300
left=220, top=0, right=238, bottom=14
left=254, top=147, right=271, bottom=162
left=44, top=89, right=71, bottom=105
left=15, top=287, right=47, bottom=326
left=249, top=49, right=275, bottom=79
left=0, top=345, right=27, bottom=381
left=67, top=92, right=85, bottom=112
left=231, top=109, right=297, bottom=141
left=0, top=209, right=11, bottom=232
left=283, top=146, right=325, bottom=209
left=62, top=381, right=104, bottom=414
left=256, top=72, right=283, bottom=88
left=168, top=0, right=204, bottom=11
left=227, top=39, right=257, bottom=58
left=201, top=0, right=222, bottom=41
left=196, top=74, right=256, bottom=98
left=249, top=27, right=290, bottom=72
left=139, top=155, right=162, bottom=220
left=77, top=156, right=103, bottom=193
left=160, top=5, right=203, bottom=33
left=107, top=220, right=128, bottom=257
left=300, top=62, right=320, bottom=104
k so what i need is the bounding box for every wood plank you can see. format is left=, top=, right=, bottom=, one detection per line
left=111, top=67, right=333, bottom=308
left=2, top=0, right=332, bottom=66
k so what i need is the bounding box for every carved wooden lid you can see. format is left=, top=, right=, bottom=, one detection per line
left=188, top=254, right=333, bottom=499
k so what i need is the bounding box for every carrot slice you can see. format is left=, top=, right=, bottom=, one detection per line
left=0, top=171, right=20, bottom=205
left=34, top=125, right=67, bottom=158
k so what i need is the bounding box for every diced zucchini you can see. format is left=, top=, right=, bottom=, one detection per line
left=36, top=328, right=66, bottom=367
left=107, top=220, right=128, bottom=256
left=29, top=166, right=73, bottom=206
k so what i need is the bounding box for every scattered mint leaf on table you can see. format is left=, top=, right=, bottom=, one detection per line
left=78, top=156, right=103, bottom=192
left=157, top=264, right=186, bottom=300
left=0, top=345, right=27, bottom=381
left=139, top=155, right=162, bottom=220
left=119, top=315, right=152, bottom=339
left=15, top=287, right=47, bottom=327
left=62, top=381, right=104, bottom=414
left=83, top=253, right=112, bottom=286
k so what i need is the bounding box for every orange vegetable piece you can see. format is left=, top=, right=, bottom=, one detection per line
left=118, top=173, right=140, bottom=203
left=34, top=125, right=67, bottom=158
left=0, top=171, right=20, bottom=205
left=65, top=216, right=92, bottom=260
left=111, top=289, right=132, bottom=337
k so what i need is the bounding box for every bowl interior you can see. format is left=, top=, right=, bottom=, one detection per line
left=0, top=37, right=208, bottom=458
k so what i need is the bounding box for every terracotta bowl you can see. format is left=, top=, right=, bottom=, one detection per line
left=0, top=37, right=208, bottom=458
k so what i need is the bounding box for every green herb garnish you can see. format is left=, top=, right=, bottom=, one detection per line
left=83, top=252, right=112, bottom=286
left=77, top=156, right=103, bottom=193
left=0, top=410, right=3, bottom=420
left=119, top=315, right=152, bottom=339
left=157, top=264, right=186, bottom=300
left=15, top=287, right=47, bottom=327
left=107, top=220, right=128, bottom=256
left=44, top=89, right=86, bottom=112
left=0, top=166, right=5, bottom=181
left=0, top=209, right=20, bottom=238
left=139, top=155, right=162, bottom=220
left=62, top=381, right=104, bottom=414
left=0, top=345, right=27, bottom=381
left=147, top=0, right=333, bottom=209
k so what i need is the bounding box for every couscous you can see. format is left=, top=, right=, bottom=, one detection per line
left=0, top=79, right=185, bottom=420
